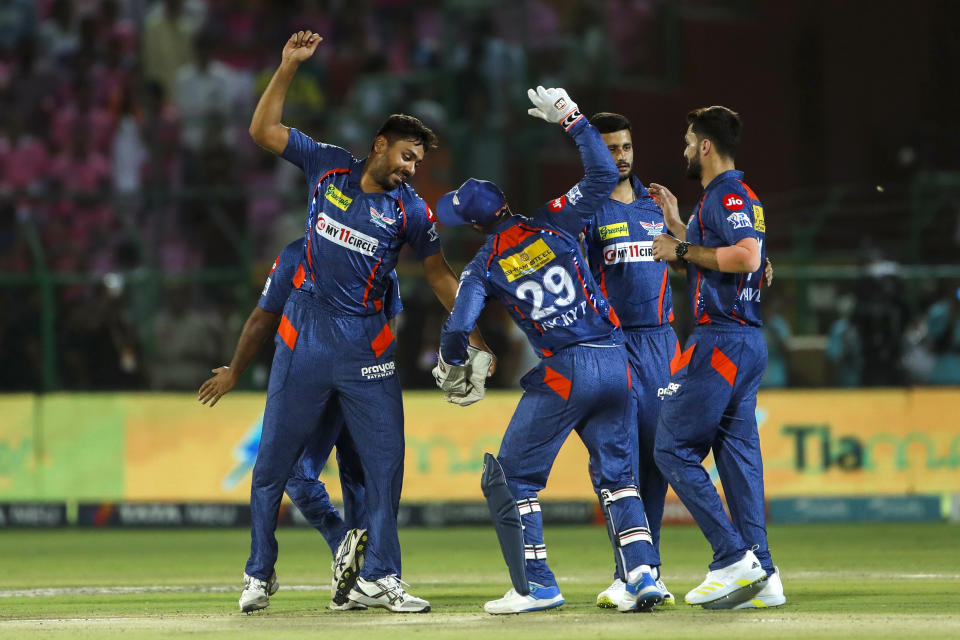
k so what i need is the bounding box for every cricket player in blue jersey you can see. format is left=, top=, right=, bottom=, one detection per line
left=198, top=239, right=402, bottom=612
left=581, top=112, right=678, bottom=608
left=241, top=31, right=492, bottom=614
left=436, top=86, right=663, bottom=614
left=649, top=106, right=785, bottom=609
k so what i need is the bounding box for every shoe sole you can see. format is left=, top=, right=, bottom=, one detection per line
left=691, top=574, right=767, bottom=606
left=328, top=600, right=369, bottom=611
left=618, top=593, right=662, bottom=613
left=596, top=594, right=619, bottom=608
left=240, top=597, right=269, bottom=613
left=332, top=531, right=368, bottom=606
left=732, top=595, right=786, bottom=609
left=485, top=598, right=564, bottom=615
left=657, top=595, right=676, bottom=606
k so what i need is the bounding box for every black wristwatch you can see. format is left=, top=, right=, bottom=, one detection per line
left=675, top=241, right=691, bottom=260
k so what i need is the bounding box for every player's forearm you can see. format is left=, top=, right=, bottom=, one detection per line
left=227, top=308, right=281, bottom=376
left=666, top=220, right=687, bottom=241
left=569, top=120, right=618, bottom=214
left=249, top=61, right=299, bottom=152
left=685, top=240, right=760, bottom=273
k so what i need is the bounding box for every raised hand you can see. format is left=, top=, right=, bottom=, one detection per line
left=282, top=31, right=322, bottom=65
left=526, top=86, right=581, bottom=128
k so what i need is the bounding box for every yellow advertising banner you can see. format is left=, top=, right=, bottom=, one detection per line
left=1, top=389, right=958, bottom=502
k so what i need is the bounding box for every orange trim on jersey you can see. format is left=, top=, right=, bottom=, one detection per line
left=540, top=347, right=554, bottom=358
left=572, top=260, right=600, bottom=316
left=311, top=168, right=352, bottom=200
left=494, top=225, right=537, bottom=255
left=292, top=264, right=306, bottom=289
left=373, top=298, right=383, bottom=311
left=669, top=342, right=695, bottom=375
left=397, top=196, right=407, bottom=233
left=598, top=267, right=609, bottom=300
left=361, top=258, right=384, bottom=309
left=627, top=365, right=632, bottom=390
left=543, top=365, right=572, bottom=401
left=278, top=315, right=299, bottom=351
left=737, top=179, right=759, bottom=202
left=668, top=309, right=675, bottom=322
left=700, top=311, right=712, bottom=324
left=657, top=266, right=669, bottom=325
left=711, top=346, right=737, bottom=386
left=371, top=323, right=395, bottom=357
left=269, top=255, right=280, bottom=275
left=608, top=304, right=621, bottom=328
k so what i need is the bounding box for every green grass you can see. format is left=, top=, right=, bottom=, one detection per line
left=2, top=523, right=959, bottom=638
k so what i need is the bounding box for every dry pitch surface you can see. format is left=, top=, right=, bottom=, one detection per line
left=2, top=524, right=959, bottom=639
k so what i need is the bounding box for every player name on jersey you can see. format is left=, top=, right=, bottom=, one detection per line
left=498, top=238, right=556, bottom=282
left=315, top=215, right=379, bottom=256
left=602, top=241, right=655, bottom=264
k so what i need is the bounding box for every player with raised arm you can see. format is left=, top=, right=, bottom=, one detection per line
left=435, top=87, right=663, bottom=614
left=197, top=239, right=401, bottom=612
left=242, top=31, right=492, bottom=614
left=649, top=106, right=785, bottom=609
left=580, top=112, right=678, bottom=607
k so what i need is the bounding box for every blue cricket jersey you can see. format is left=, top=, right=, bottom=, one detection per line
left=440, top=118, right=621, bottom=364
left=685, top=169, right=766, bottom=327
left=583, top=176, right=673, bottom=328
left=259, top=239, right=402, bottom=318
left=281, top=129, right=440, bottom=316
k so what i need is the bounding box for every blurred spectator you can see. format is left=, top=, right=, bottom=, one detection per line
left=150, top=284, right=224, bottom=390
left=760, top=296, right=790, bottom=388
left=37, top=0, right=78, bottom=62
left=925, top=285, right=960, bottom=384
left=174, top=31, right=234, bottom=151
left=0, top=0, right=34, bottom=54
left=853, top=259, right=909, bottom=386
left=141, top=0, right=204, bottom=96
left=826, top=294, right=863, bottom=387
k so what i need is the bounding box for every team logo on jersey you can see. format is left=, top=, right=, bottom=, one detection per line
left=315, top=215, right=379, bottom=256
left=325, top=184, right=353, bottom=211
left=753, top=205, right=766, bottom=232
left=548, top=196, right=566, bottom=212
left=565, top=185, right=583, bottom=205
left=726, top=211, right=752, bottom=230
left=427, top=222, right=439, bottom=242
left=603, top=241, right=654, bottom=264
left=639, top=221, right=664, bottom=237
left=598, top=222, right=629, bottom=240
left=426, top=204, right=437, bottom=223
left=722, top=193, right=745, bottom=211
left=369, top=206, right=396, bottom=229
left=499, top=238, right=556, bottom=282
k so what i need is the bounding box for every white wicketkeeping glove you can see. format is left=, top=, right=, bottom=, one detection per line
left=433, top=352, right=470, bottom=398
left=526, top=85, right=582, bottom=129
left=445, top=346, right=493, bottom=407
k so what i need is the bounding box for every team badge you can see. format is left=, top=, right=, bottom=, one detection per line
left=565, top=185, right=583, bottom=205
left=548, top=196, right=566, bottom=212
left=369, top=206, right=396, bottom=229
left=639, top=221, right=664, bottom=237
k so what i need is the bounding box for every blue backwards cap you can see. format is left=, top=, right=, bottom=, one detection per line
left=435, top=178, right=506, bottom=227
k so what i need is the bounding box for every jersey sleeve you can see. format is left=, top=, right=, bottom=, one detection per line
left=383, top=270, right=403, bottom=319
left=281, top=128, right=353, bottom=181
left=438, top=258, right=489, bottom=365
left=532, top=118, right=619, bottom=237
left=402, top=194, right=442, bottom=261
left=703, top=182, right=759, bottom=247
left=257, top=242, right=301, bottom=314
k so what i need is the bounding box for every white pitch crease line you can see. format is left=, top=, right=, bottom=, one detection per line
left=0, top=584, right=331, bottom=598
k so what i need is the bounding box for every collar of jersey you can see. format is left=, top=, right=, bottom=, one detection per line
left=704, top=169, right=744, bottom=192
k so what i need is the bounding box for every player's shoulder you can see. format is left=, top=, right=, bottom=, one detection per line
left=397, top=184, right=436, bottom=221
left=278, top=239, right=303, bottom=262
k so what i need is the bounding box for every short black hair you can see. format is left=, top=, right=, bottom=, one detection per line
left=687, top=106, right=741, bottom=159
left=589, top=112, right=632, bottom=134
left=373, top=114, right=439, bottom=152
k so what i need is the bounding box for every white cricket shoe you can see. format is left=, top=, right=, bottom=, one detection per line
left=330, top=528, right=368, bottom=608
left=652, top=566, right=675, bottom=606
left=328, top=599, right=368, bottom=611
left=684, top=549, right=767, bottom=605
left=596, top=578, right=625, bottom=608
left=618, top=569, right=662, bottom=612
left=484, top=582, right=565, bottom=614
left=239, top=571, right=278, bottom=612
left=348, top=575, right=430, bottom=613
left=702, top=566, right=785, bottom=609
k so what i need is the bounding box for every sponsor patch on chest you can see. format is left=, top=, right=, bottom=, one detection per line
left=315, top=215, right=379, bottom=256
left=325, top=184, right=353, bottom=211
left=498, top=238, right=556, bottom=282
left=603, top=241, right=654, bottom=264
left=598, top=222, right=629, bottom=240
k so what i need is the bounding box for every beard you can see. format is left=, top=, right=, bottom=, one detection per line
left=617, top=163, right=632, bottom=182
left=685, top=152, right=702, bottom=180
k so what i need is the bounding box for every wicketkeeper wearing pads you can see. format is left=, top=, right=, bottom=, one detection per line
left=434, top=87, right=665, bottom=614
